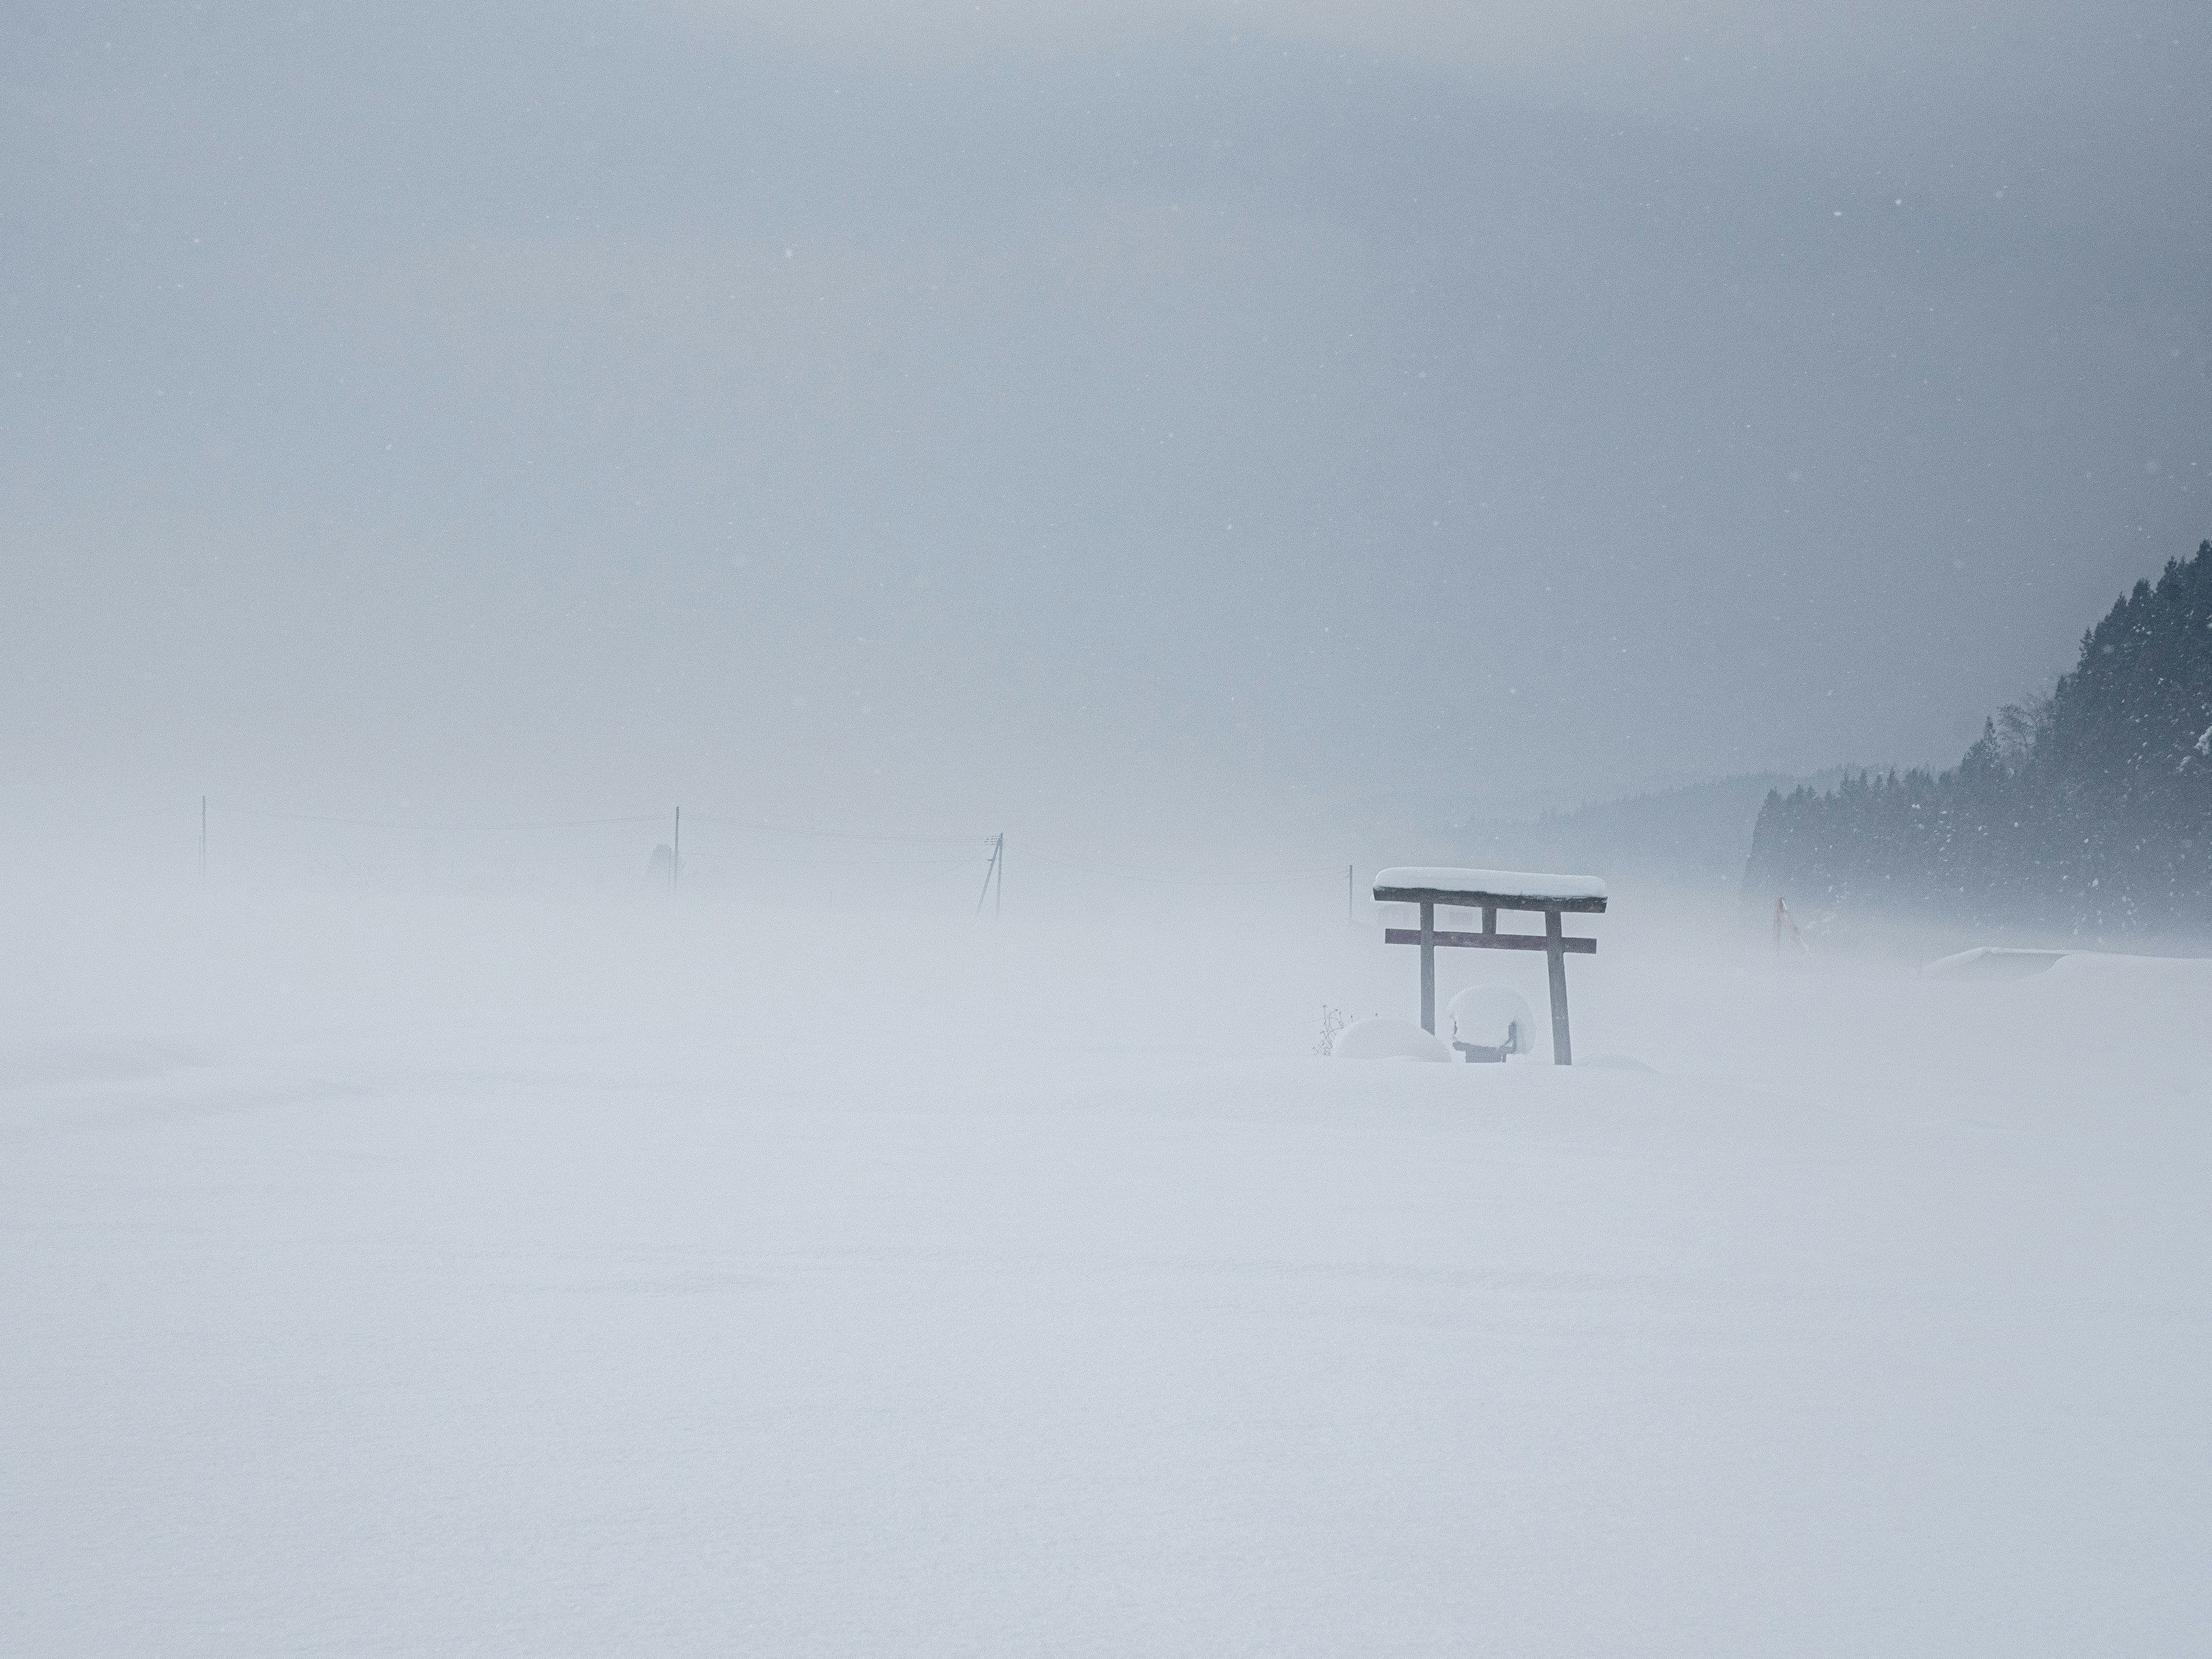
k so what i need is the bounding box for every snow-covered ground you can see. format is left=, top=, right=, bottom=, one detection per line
left=5, top=883, right=2208, bottom=1655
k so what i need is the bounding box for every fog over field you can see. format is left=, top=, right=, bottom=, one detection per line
left=5, top=3, right=2211, bottom=1655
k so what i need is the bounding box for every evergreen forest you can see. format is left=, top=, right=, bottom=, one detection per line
left=1744, top=540, right=2212, bottom=940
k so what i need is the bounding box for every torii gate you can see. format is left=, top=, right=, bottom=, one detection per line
left=1372, top=866, right=1608, bottom=1065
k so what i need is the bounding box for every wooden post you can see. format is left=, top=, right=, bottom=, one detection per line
left=1419, top=901, right=1437, bottom=1033
left=1481, top=905, right=1496, bottom=935
left=1544, top=908, right=1571, bottom=1065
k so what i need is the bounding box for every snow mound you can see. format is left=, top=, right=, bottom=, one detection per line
left=2042, top=949, right=2212, bottom=980
left=1445, top=986, right=1537, bottom=1055
left=1331, top=1017, right=1452, bottom=1062
left=1374, top=866, right=1607, bottom=902
left=1580, top=1052, right=1658, bottom=1073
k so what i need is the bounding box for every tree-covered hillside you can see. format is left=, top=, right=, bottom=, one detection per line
left=1745, top=541, right=2212, bottom=939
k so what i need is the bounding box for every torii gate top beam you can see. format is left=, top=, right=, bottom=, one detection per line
left=1371, top=866, right=1608, bottom=914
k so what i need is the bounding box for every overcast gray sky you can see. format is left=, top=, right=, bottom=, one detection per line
left=3, top=1, right=2207, bottom=840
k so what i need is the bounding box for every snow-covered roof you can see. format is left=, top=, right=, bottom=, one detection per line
left=1921, top=946, right=2066, bottom=981
left=1373, top=866, right=1608, bottom=903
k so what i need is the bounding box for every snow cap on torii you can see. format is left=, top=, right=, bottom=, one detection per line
left=1373, top=868, right=1608, bottom=904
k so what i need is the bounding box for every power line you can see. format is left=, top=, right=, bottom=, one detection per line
left=233, top=809, right=667, bottom=831
left=1018, top=849, right=1341, bottom=886
left=678, top=813, right=992, bottom=846
left=204, top=803, right=994, bottom=843
left=194, top=801, right=1340, bottom=899
left=682, top=851, right=990, bottom=870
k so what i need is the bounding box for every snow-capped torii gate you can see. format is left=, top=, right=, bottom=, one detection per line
left=1372, top=867, right=1608, bottom=1065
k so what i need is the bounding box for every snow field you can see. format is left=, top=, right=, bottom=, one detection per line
left=3, top=884, right=2208, bottom=1655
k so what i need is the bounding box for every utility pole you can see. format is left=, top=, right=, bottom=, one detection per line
left=672, top=806, right=681, bottom=893
left=976, top=833, right=1005, bottom=918
left=1347, top=863, right=1354, bottom=925
left=1773, top=897, right=1803, bottom=954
